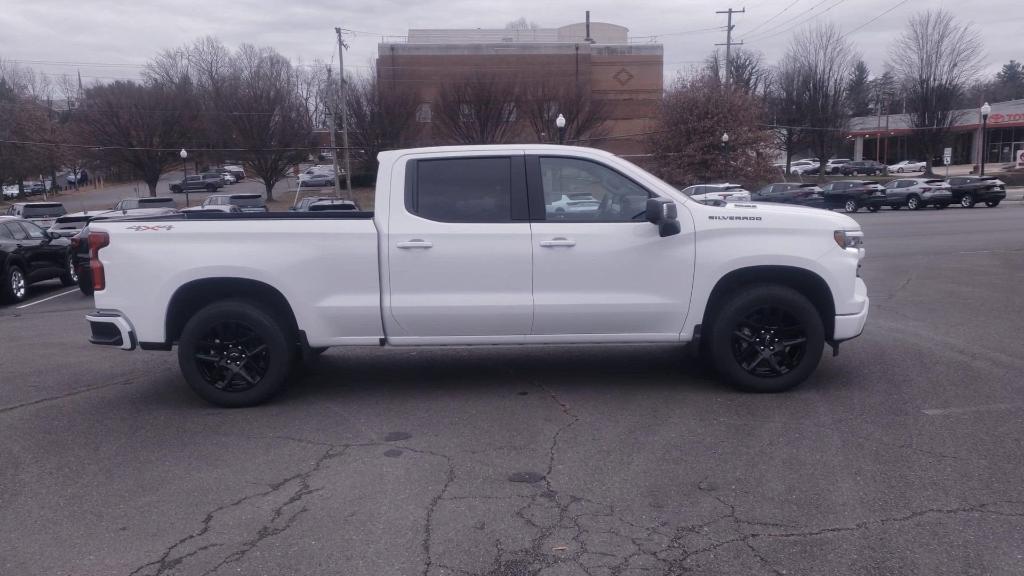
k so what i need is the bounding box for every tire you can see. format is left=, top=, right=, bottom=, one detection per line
left=867, top=205, right=880, bottom=213
left=59, top=253, right=77, bottom=287
left=843, top=199, right=859, bottom=213
left=708, top=284, right=824, bottom=393
left=77, top=267, right=93, bottom=295
left=897, top=167, right=904, bottom=173
left=985, top=200, right=1001, bottom=207
left=205, top=184, right=216, bottom=193
left=2, top=265, right=28, bottom=304
left=906, top=195, right=922, bottom=210
left=960, top=193, right=975, bottom=208
left=177, top=299, right=294, bottom=407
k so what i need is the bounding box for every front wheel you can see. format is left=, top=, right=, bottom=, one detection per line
left=178, top=299, right=294, bottom=407
left=985, top=200, right=1001, bottom=208
left=708, top=285, right=825, bottom=393
left=906, top=195, right=922, bottom=210
left=844, top=199, right=859, bottom=213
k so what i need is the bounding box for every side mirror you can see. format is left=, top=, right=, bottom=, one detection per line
left=645, top=198, right=681, bottom=237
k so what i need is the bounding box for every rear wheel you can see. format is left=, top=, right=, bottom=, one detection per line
left=985, top=200, right=1001, bottom=207
left=2, top=265, right=27, bottom=303
left=708, top=285, right=824, bottom=393
left=960, top=193, right=975, bottom=208
left=178, top=299, right=294, bottom=407
left=906, top=195, right=922, bottom=210
left=77, top=266, right=93, bottom=295
left=844, top=199, right=859, bottom=213
left=59, top=254, right=78, bottom=286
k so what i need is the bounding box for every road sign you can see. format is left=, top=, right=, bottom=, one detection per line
left=942, top=147, right=952, bottom=166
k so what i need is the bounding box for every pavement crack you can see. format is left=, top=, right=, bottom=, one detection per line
left=0, top=377, right=137, bottom=416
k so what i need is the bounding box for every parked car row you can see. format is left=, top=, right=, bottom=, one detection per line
left=751, top=175, right=1006, bottom=212
left=782, top=158, right=930, bottom=176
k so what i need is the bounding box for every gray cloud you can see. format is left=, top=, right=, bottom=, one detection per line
left=0, top=0, right=1018, bottom=86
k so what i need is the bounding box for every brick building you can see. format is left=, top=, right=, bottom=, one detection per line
left=376, top=21, right=663, bottom=155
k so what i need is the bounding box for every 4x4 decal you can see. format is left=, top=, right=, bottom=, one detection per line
left=125, top=224, right=174, bottom=231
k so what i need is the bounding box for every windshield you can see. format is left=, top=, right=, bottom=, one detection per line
left=23, top=204, right=66, bottom=217
left=230, top=195, right=264, bottom=207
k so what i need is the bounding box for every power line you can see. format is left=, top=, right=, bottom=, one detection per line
left=742, top=0, right=804, bottom=37
left=744, top=0, right=841, bottom=41
left=842, top=0, right=911, bottom=37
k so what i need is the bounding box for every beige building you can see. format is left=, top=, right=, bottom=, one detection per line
left=377, top=21, right=663, bottom=155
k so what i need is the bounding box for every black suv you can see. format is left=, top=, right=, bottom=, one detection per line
left=751, top=183, right=826, bottom=208
left=169, top=174, right=224, bottom=193
left=0, top=216, right=76, bottom=303
left=840, top=160, right=888, bottom=176
left=946, top=176, right=1007, bottom=208
left=820, top=180, right=887, bottom=213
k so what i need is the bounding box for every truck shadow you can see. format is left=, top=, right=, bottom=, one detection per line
left=286, top=343, right=724, bottom=403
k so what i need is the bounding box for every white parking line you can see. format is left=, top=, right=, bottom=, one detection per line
left=922, top=403, right=1023, bottom=416
left=15, top=288, right=80, bottom=309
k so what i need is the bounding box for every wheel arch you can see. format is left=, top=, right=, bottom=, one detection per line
left=700, top=265, right=836, bottom=343
left=165, top=277, right=299, bottom=345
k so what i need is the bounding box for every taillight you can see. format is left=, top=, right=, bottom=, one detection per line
left=921, top=187, right=931, bottom=192
left=88, top=231, right=110, bottom=291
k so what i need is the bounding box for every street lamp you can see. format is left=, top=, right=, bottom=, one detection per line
left=721, top=132, right=730, bottom=180
left=556, top=113, right=566, bottom=145
left=179, top=148, right=190, bottom=207
left=980, top=102, right=991, bottom=176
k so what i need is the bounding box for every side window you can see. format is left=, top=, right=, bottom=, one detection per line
left=538, top=157, right=650, bottom=222
left=409, top=157, right=514, bottom=223
left=19, top=222, right=45, bottom=239
left=6, top=222, right=28, bottom=240
left=0, top=225, right=12, bottom=240
left=898, top=180, right=912, bottom=188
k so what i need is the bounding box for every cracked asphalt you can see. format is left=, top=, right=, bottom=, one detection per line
left=1, top=205, right=1023, bottom=576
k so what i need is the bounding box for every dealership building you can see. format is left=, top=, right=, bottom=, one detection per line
left=848, top=98, right=1024, bottom=167
left=375, top=21, right=663, bottom=155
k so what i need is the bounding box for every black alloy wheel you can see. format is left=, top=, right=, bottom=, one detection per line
left=178, top=299, right=293, bottom=407
left=709, top=285, right=824, bottom=393
left=960, top=194, right=975, bottom=208
left=60, top=254, right=78, bottom=286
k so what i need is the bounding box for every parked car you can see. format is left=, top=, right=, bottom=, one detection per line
left=840, top=160, right=888, bottom=176
left=819, top=180, right=887, bottom=213
left=788, top=160, right=816, bottom=175
left=299, top=173, right=336, bottom=188
left=307, top=199, right=361, bottom=212
left=888, top=160, right=926, bottom=174
left=84, top=145, right=868, bottom=406
left=200, top=193, right=267, bottom=213
left=70, top=208, right=180, bottom=295
left=547, top=193, right=600, bottom=215
left=180, top=204, right=242, bottom=214
left=2, top=185, right=19, bottom=199
left=880, top=178, right=953, bottom=210
left=219, top=172, right=237, bottom=185
left=112, top=197, right=177, bottom=211
left=680, top=183, right=752, bottom=203
left=945, top=176, right=1006, bottom=208
left=824, top=159, right=852, bottom=174
left=1, top=216, right=76, bottom=303
left=48, top=211, right=106, bottom=238
left=222, top=165, right=246, bottom=181
left=169, top=174, right=224, bottom=193
left=289, top=196, right=328, bottom=212
left=65, top=170, right=89, bottom=185
left=751, top=183, right=827, bottom=209
left=23, top=181, right=47, bottom=196
left=5, top=202, right=67, bottom=228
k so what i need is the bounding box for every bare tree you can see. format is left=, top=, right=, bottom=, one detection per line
left=890, top=10, right=984, bottom=173
left=704, top=47, right=771, bottom=98
left=784, top=23, right=857, bottom=178
left=520, top=80, right=609, bottom=143
left=766, top=59, right=807, bottom=174
left=223, top=44, right=311, bottom=200
left=344, top=72, right=419, bottom=175
left=647, top=74, right=776, bottom=186
left=77, top=80, right=198, bottom=195
left=434, top=73, right=522, bottom=144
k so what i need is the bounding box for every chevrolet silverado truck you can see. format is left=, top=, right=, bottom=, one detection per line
left=84, top=145, right=869, bottom=407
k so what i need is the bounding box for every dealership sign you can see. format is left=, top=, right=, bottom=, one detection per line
left=988, top=113, right=1024, bottom=124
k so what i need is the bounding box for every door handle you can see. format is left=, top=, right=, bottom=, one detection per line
left=397, top=239, right=433, bottom=249
left=539, top=237, right=576, bottom=247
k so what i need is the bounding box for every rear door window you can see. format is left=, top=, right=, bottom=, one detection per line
left=408, top=157, right=517, bottom=223
left=5, top=222, right=27, bottom=240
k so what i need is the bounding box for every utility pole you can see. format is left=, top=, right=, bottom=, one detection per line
left=715, top=7, right=745, bottom=84
left=335, top=27, right=352, bottom=194
left=326, top=66, right=341, bottom=197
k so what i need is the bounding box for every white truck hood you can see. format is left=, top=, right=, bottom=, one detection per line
left=691, top=199, right=860, bottom=232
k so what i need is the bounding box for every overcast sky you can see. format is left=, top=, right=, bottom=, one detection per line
left=1, top=0, right=1020, bottom=89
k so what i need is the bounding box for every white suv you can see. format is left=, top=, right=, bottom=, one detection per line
left=680, top=183, right=752, bottom=204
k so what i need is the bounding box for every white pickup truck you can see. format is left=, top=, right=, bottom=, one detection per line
left=84, top=145, right=868, bottom=407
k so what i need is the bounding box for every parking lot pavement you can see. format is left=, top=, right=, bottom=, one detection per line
left=1, top=206, right=1023, bottom=576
